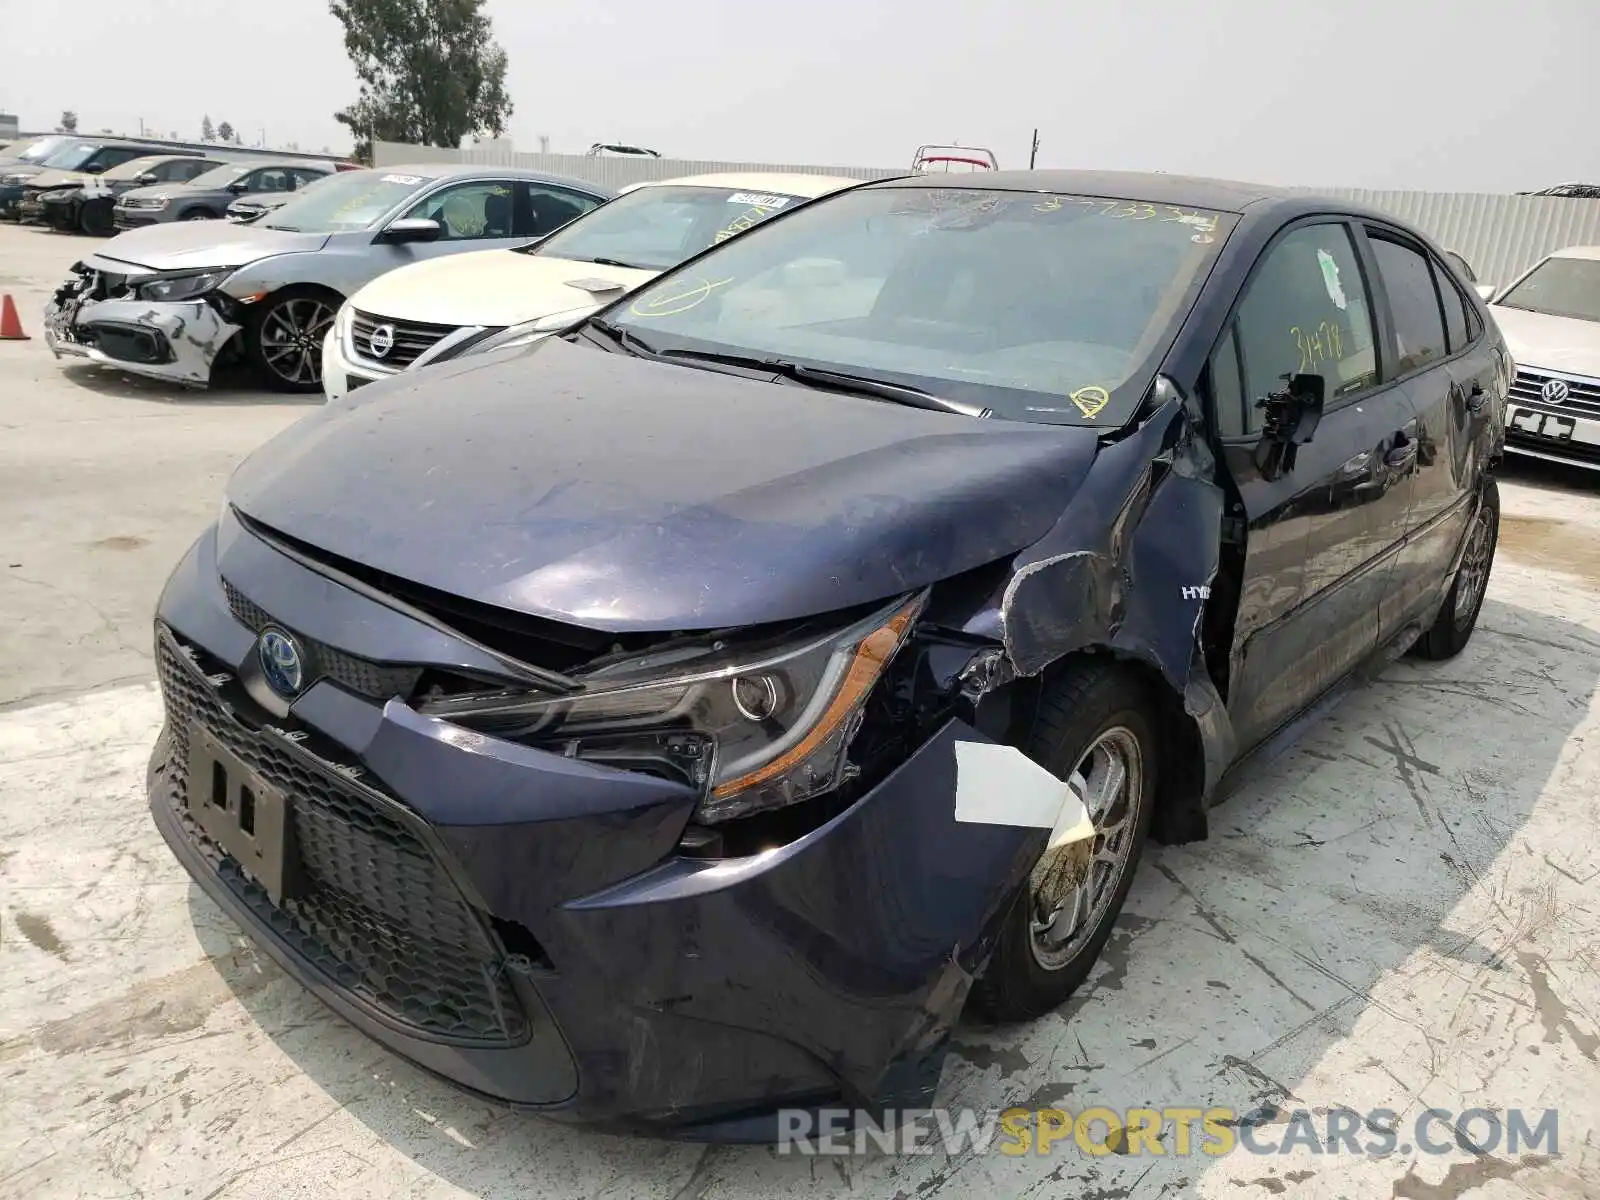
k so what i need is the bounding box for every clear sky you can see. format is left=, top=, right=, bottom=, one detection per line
left=3, top=0, right=1594, bottom=191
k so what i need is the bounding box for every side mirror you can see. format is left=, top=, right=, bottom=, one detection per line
left=227, top=179, right=251, bottom=193
left=376, top=217, right=443, bottom=244
left=1474, top=283, right=1496, bottom=303
left=1253, top=373, right=1325, bottom=480
left=136, top=172, right=158, bottom=184
left=84, top=163, right=105, bottom=175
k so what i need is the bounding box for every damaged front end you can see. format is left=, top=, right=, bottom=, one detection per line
left=44, top=258, right=241, bottom=386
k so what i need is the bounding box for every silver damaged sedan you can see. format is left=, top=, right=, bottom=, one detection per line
left=43, top=164, right=614, bottom=391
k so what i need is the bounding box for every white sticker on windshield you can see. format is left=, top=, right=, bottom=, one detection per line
left=380, top=174, right=424, bottom=185
left=1318, top=249, right=1349, bottom=310
left=726, top=192, right=790, bottom=208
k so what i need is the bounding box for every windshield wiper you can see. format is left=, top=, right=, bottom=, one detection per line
left=658, top=349, right=991, bottom=418
left=588, top=256, right=651, bottom=270
left=584, top=316, right=660, bottom=357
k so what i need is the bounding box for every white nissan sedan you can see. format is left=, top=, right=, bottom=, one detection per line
left=321, top=172, right=860, bottom=401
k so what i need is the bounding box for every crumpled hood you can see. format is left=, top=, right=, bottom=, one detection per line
left=86, top=220, right=331, bottom=272
left=228, top=338, right=1099, bottom=632
left=349, top=249, right=654, bottom=328
left=23, top=169, right=90, bottom=191
left=1489, top=304, right=1600, bottom=378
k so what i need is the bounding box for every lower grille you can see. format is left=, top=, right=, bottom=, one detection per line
left=1510, top=368, right=1600, bottom=418
left=1507, top=430, right=1600, bottom=466
left=156, top=632, right=528, bottom=1045
left=348, top=309, right=459, bottom=370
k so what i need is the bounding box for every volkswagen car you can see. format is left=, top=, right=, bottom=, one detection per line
left=321, top=173, right=858, bottom=401
left=1483, top=245, right=1600, bottom=472
left=32, top=154, right=220, bottom=235
left=148, top=170, right=1505, bottom=1137
left=42, top=165, right=613, bottom=392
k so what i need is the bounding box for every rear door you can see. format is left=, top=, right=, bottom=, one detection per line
left=1210, top=218, right=1416, bottom=751
left=1363, top=227, right=1494, bottom=631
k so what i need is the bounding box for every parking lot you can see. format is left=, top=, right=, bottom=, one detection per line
left=3, top=216, right=1600, bottom=1198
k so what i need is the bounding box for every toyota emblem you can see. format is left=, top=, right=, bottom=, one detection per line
left=1542, top=378, right=1570, bottom=405
left=368, top=323, right=396, bottom=359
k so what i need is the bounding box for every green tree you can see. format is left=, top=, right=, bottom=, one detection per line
left=59, top=111, right=78, bottom=133
left=217, top=121, right=235, bottom=143
left=329, top=0, right=513, bottom=159
left=201, top=115, right=216, bottom=141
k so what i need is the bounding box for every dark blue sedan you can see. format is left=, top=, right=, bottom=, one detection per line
left=149, top=169, right=1507, bottom=1138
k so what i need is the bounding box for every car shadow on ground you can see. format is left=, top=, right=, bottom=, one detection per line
left=188, top=593, right=1600, bottom=1198
left=57, top=360, right=321, bottom=407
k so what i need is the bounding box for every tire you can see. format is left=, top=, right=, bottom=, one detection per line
left=244, top=286, right=340, bottom=394
left=1414, top=476, right=1500, bottom=660
left=970, top=661, right=1158, bottom=1022
left=79, top=201, right=114, bottom=237
left=180, top=208, right=217, bottom=221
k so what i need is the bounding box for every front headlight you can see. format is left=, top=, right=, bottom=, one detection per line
left=128, top=194, right=169, bottom=210
left=440, top=306, right=601, bottom=362
left=1, top=173, right=29, bottom=186
left=420, top=593, right=924, bottom=823
left=38, top=189, right=73, bottom=202
left=137, top=269, right=230, bottom=302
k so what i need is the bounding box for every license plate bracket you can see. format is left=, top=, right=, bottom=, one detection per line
left=1508, top=405, right=1575, bottom=442
left=187, top=730, right=299, bottom=906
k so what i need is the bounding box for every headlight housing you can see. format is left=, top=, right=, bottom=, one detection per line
left=420, top=593, right=924, bottom=823
left=127, top=194, right=169, bottom=210
left=435, top=306, right=601, bottom=363
left=137, top=269, right=230, bottom=302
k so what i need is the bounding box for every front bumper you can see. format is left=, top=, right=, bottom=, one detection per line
left=148, top=519, right=1045, bottom=1134
left=320, top=328, right=388, bottom=402
left=113, top=207, right=164, bottom=229
left=18, top=194, right=46, bottom=222
left=44, top=292, right=240, bottom=387
left=0, top=184, right=24, bottom=218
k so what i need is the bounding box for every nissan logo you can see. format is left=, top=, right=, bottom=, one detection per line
left=368, top=323, right=396, bottom=359
left=1542, top=378, right=1570, bottom=405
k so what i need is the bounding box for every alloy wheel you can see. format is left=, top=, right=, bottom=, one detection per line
left=1453, top=502, right=1496, bottom=631
left=259, top=297, right=334, bottom=388
left=1027, top=726, right=1143, bottom=971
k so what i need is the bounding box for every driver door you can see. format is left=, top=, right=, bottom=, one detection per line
left=1211, top=218, right=1417, bottom=752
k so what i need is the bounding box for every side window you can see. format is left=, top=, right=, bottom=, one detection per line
left=403, top=181, right=517, bottom=240
left=175, top=160, right=214, bottom=182
left=524, top=185, right=603, bottom=236
left=292, top=168, right=327, bottom=190
left=251, top=169, right=293, bottom=193
left=1368, top=234, right=1447, bottom=374
left=1210, top=327, right=1248, bottom=439
left=93, top=148, right=143, bottom=171
left=1228, top=223, right=1378, bottom=435
left=1439, top=262, right=1469, bottom=353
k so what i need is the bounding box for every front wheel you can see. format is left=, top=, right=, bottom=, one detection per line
left=970, top=661, right=1157, bottom=1022
left=245, top=288, right=339, bottom=393
left=1414, top=476, right=1500, bottom=660
left=180, top=208, right=216, bottom=221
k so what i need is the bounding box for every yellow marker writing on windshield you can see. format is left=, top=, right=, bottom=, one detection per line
left=629, top=276, right=735, bottom=318
left=1071, top=386, right=1110, bottom=418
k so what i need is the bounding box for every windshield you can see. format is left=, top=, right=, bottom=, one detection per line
left=14, top=136, right=69, bottom=164
left=258, top=169, right=430, bottom=232
left=534, top=185, right=819, bottom=271
left=39, top=142, right=104, bottom=170
left=600, top=186, right=1234, bottom=426
left=185, top=163, right=252, bottom=189
left=1497, top=256, right=1600, bottom=324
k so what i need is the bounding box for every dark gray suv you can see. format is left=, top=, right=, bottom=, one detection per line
left=114, top=159, right=333, bottom=228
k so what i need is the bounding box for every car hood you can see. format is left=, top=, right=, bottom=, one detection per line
left=25, top=169, right=90, bottom=190
left=1489, top=304, right=1600, bottom=377
left=349, top=250, right=655, bottom=328
left=227, top=338, right=1099, bottom=632
left=85, top=220, right=332, bottom=272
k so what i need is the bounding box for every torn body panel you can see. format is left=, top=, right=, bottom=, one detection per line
left=43, top=293, right=238, bottom=387
left=960, top=386, right=1237, bottom=812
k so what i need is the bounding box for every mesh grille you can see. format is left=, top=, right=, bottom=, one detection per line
left=156, top=632, right=528, bottom=1045
left=223, top=579, right=423, bottom=701
left=1510, top=368, right=1600, bottom=417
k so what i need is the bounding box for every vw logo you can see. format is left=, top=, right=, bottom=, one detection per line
left=1541, top=378, right=1570, bottom=405
left=257, top=627, right=305, bottom=698
left=368, top=323, right=396, bottom=359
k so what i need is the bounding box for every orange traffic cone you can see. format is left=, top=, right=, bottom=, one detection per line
left=0, top=294, right=28, bottom=341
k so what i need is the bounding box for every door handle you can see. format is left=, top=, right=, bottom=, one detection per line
left=1385, top=440, right=1418, bottom=470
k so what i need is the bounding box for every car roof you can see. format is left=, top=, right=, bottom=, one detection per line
left=122, top=153, right=208, bottom=167
left=634, top=172, right=861, bottom=198
left=862, top=168, right=1301, bottom=213
left=1549, top=245, right=1600, bottom=261
left=378, top=162, right=616, bottom=194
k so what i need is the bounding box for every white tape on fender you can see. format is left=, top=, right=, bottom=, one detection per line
left=952, top=741, right=1095, bottom=847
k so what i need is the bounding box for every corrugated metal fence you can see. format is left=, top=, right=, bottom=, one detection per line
left=375, top=141, right=1600, bottom=285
